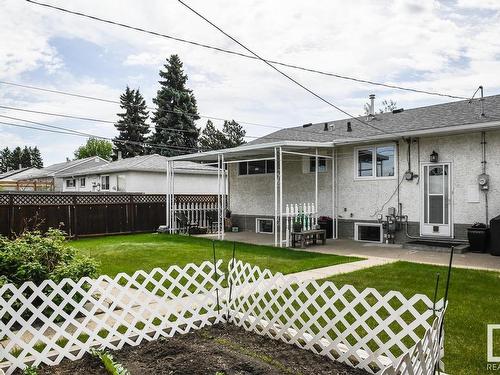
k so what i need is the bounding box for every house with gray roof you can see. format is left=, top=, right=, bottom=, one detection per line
left=2, top=156, right=108, bottom=191
left=167, top=94, right=500, bottom=248
left=59, top=154, right=222, bottom=195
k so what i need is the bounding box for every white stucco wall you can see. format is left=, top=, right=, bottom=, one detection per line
left=229, top=150, right=333, bottom=217
left=229, top=130, right=500, bottom=227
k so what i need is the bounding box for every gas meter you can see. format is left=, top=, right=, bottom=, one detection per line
left=478, top=173, right=489, bottom=190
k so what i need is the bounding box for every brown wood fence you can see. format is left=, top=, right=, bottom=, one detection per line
left=0, top=192, right=220, bottom=237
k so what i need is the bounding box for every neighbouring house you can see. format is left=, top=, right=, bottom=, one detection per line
left=167, top=94, right=500, bottom=247
left=59, top=154, right=223, bottom=194
left=1, top=157, right=108, bottom=191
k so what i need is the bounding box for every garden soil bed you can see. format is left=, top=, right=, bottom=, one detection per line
left=36, top=324, right=370, bottom=375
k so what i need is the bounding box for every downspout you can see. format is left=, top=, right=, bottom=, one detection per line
left=481, top=131, right=489, bottom=225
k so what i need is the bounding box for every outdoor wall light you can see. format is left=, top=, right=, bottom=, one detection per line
left=430, top=150, right=439, bottom=163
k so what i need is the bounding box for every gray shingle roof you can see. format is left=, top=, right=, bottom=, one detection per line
left=249, top=94, right=500, bottom=145
left=60, top=154, right=218, bottom=177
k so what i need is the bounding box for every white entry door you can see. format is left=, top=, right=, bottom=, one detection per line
left=420, top=163, right=452, bottom=237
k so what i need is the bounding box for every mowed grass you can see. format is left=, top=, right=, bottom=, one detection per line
left=324, top=261, right=500, bottom=375
left=70, top=233, right=360, bottom=277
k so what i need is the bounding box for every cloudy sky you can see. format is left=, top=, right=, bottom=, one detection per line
left=1, top=0, right=500, bottom=165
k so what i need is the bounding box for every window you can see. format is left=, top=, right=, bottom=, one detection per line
left=309, top=157, right=327, bottom=173
left=256, top=218, right=274, bottom=234
left=355, top=145, right=395, bottom=179
left=101, top=175, right=110, bottom=190
left=355, top=223, right=383, bottom=243
left=80, top=178, right=86, bottom=187
left=238, top=160, right=275, bottom=175
left=65, top=179, right=76, bottom=188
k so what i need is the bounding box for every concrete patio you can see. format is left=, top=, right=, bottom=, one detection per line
left=201, top=232, right=500, bottom=272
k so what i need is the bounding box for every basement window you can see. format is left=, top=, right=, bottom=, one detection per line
left=355, top=223, right=383, bottom=243
left=256, top=218, right=274, bottom=234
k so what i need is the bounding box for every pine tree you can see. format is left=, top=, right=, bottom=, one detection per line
left=20, top=146, right=32, bottom=168
left=150, top=55, right=200, bottom=156
left=10, top=147, right=22, bottom=170
left=221, top=120, right=246, bottom=148
left=30, top=147, right=43, bottom=168
left=0, top=147, right=11, bottom=173
left=113, top=86, right=150, bottom=159
left=199, top=120, right=226, bottom=151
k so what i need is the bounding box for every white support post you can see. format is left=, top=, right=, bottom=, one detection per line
left=332, top=147, right=338, bottom=239
left=217, top=154, right=221, bottom=240
left=274, top=147, right=278, bottom=247
left=166, top=160, right=170, bottom=229
left=315, top=148, right=318, bottom=227
left=221, top=153, right=226, bottom=241
left=279, top=147, right=283, bottom=247
left=171, top=162, right=176, bottom=233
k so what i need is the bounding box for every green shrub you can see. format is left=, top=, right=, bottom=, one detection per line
left=0, top=229, right=98, bottom=286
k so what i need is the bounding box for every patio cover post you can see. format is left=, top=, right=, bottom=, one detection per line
left=166, top=159, right=170, bottom=229
left=170, top=161, right=176, bottom=233
left=332, top=147, right=338, bottom=239
left=315, top=148, right=318, bottom=222
left=279, top=146, right=283, bottom=247
left=217, top=154, right=221, bottom=240
left=274, top=147, right=278, bottom=247
left=221, top=153, right=226, bottom=241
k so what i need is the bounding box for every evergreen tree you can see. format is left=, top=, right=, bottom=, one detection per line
left=198, top=119, right=246, bottom=151
left=30, top=147, right=43, bottom=168
left=20, top=146, right=32, bottom=168
left=222, top=120, right=246, bottom=148
left=113, top=86, right=150, bottom=159
left=74, top=138, right=113, bottom=160
left=10, top=147, right=22, bottom=170
left=199, top=120, right=226, bottom=151
left=150, top=55, right=200, bottom=156
left=0, top=148, right=12, bottom=173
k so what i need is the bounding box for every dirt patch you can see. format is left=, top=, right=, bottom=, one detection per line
left=36, top=324, right=369, bottom=374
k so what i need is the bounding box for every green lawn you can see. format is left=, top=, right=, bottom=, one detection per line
left=71, top=233, right=360, bottom=277
left=324, top=261, right=500, bottom=375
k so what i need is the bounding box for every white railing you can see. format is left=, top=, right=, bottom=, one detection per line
left=0, top=260, right=445, bottom=375
left=172, top=202, right=217, bottom=231
left=284, top=202, right=318, bottom=245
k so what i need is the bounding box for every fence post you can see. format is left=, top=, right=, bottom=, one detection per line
left=129, top=194, right=135, bottom=233
left=72, top=195, right=78, bottom=239
left=8, top=193, right=14, bottom=238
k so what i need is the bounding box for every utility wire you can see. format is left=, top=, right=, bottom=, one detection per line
left=25, top=0, right=468, bottom=101
left=176, top=0, right=387, bottom=134
left=0, top=114, right=201, bottom=153
left=0, top=104, right=365, bottom=141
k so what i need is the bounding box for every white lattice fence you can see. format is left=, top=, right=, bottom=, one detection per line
left=227, top=260, right=445, bottom=375
left=0, top=261, right=225, bottom=374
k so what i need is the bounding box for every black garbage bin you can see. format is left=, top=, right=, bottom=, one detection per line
left=318, top=216, right=333, bottom=239
left=490, top=215, right=500, bottom=256
left=467, top=223, right=490, bottom=253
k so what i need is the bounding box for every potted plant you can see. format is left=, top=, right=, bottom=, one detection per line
left=293, top=219, right=303, bottom=233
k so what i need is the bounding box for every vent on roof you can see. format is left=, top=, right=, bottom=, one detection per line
left=302, top=123, right=312, bottom=128
left=347, top=121, right=352, bottom=132
left=324, top=122, right=329, bottom=131
left=392, top=108, right=404, bottom=114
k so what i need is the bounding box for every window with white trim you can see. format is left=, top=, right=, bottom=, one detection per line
left=355, top=144, right=395, bottom=179
left=65, top=179, right=76, bottom=188
left=101, top=175, right=110, bottom=190
left=80, top=178, right=86, bottom=187
left=238, top=160, right=275, bottom=175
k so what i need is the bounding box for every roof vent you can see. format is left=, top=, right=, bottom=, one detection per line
left=302, top=123, right=312, bottom=128
left=347, top=121, right=352, bottom=132
left=323, top=122, right=329, bottom=131
left=368, top=94, right=376, bottom=116
left=392, top=108, right=404, bottom=114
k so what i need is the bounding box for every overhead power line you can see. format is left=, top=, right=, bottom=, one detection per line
left=0, top=114, right=201, bottom=153
left=25, top=0, right=468, bottom=100
left=176, top=0, right=387, bottom=134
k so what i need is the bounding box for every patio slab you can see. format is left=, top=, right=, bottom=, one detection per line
left=209, top=232, right=500, bottom=272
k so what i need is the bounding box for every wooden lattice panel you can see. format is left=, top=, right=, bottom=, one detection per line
left=133, top=195, right=166, bottom=204
left=0, top=195, right=10, bottom=206
left=227, top=260, right=445, bottom=375
left=75, top=194, right=133, bottom=205
left=0, top=261, right=225, bottom=374
left=11, top=194, right=73, bottom=206
left=174, top=195, right=220, bottom=204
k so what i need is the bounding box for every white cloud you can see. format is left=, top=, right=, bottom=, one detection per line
left=0, top=0, right=500, bottom=163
